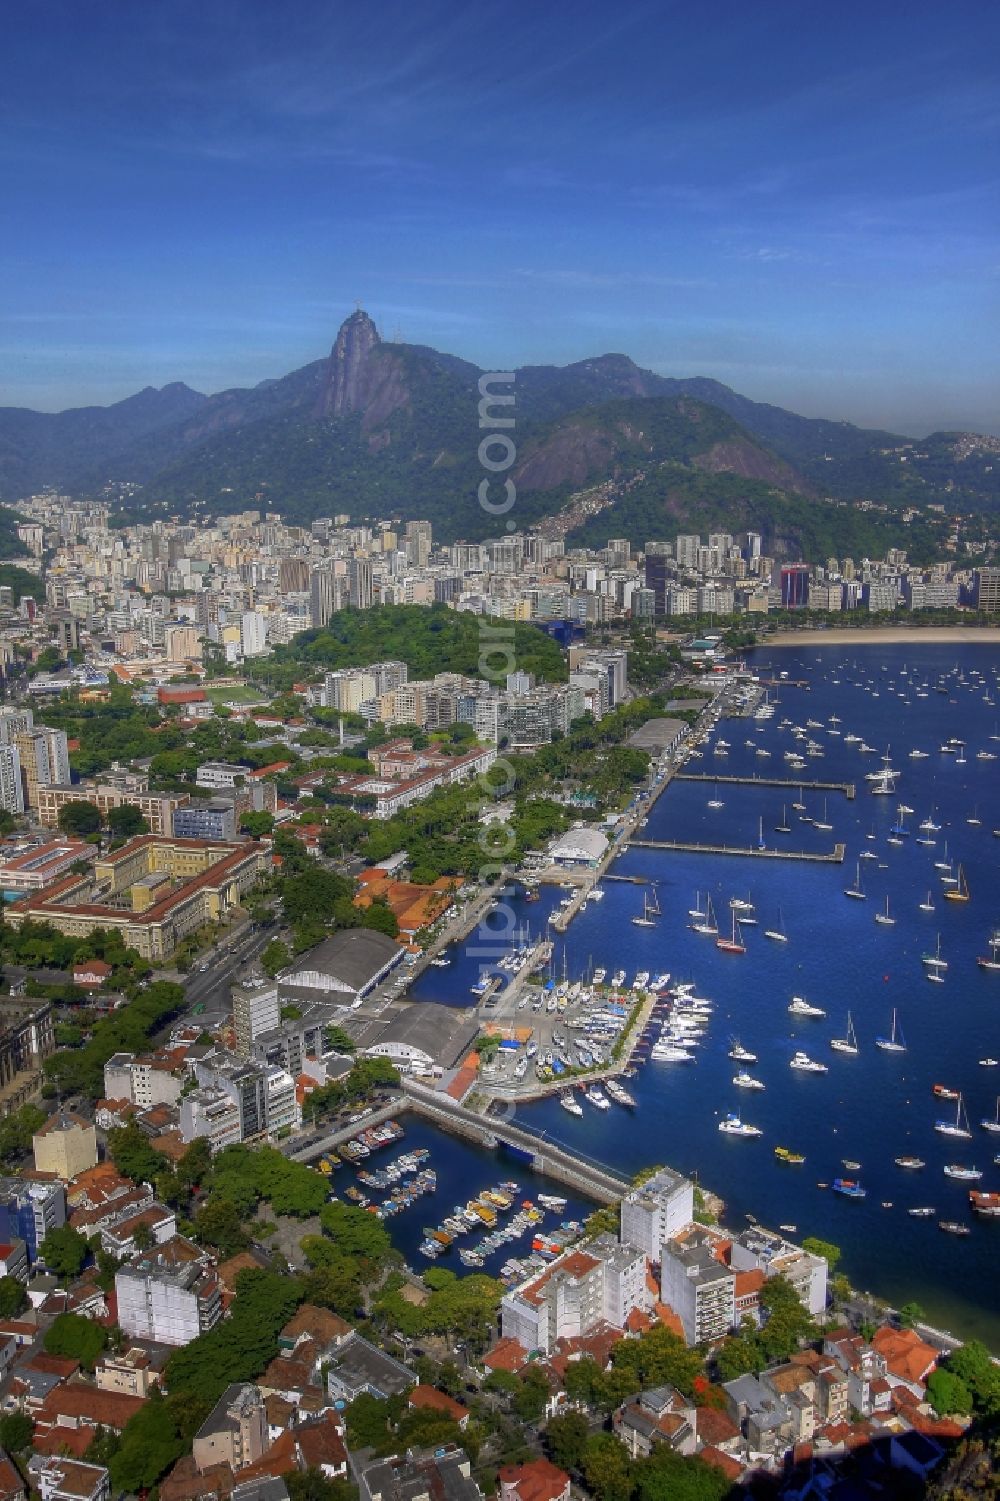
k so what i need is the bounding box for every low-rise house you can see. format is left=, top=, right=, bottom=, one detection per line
left=94, top=1346, right=160, bottom=1398
left=408, top=1385, right=469, bottom=1430
left=34, top=1385, right=145, bottom=1449
left=325, top=1332, right=415, bottom=1404
left=295, top=1411, right=349, bottom=1479
left=870, top=1326, right=938, bottom=1397
left=359, top=1445, right=483, bottom=1501
left=824, top=1332, right=893, bottom=1418
left=27, top=1457, right=109, bottom=1501
left=498, top=1458, right=570, bottom=1501
left=0, top=1451, right=26, bottom=1501
left=99, top=1202, right=176, bottom=1258
left=613, top=1387, right=697, bottom=1459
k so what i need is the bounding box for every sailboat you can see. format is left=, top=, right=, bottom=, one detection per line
left=980, top=1098, right=1000, bottom=1134
left=844, top=862, right=866, bottom=900
left=707, top=784, right=724, bottom=809
left=774, top=804, right=791, bottom=834
left=977, top=930, right=1000, bottom=971
left=716, top=909, right=746, bottom=954
left=889, top=804, right=910, bottom=838
left=688, top=892, right=706, bottom=919
left=691, top=894, right=718, bottom=937
left=874, top=895, right=895, bottom=927
left=922, top=933, right=948, bottom=973
left=831, top=1012, right=860, bottom=1055
left=757, top=816, right=766, bottom=851
left=943, top=864, right=970, bottom=903
left=632, top=889, right=657, bottom=927
left=919, top=890, right=935, bottom=913
left=934, top=1094, right=972, bottom=1139
left=764, top=908, right=788, bottom=943
left=875, top=1010, right=906, bottom=1053
left=813, top=798, right=833, bottom=832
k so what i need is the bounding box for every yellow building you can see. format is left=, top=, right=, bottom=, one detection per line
left=7, top=835, right=269, bottom=961
left=33, top=1109, right=98, bottom=1180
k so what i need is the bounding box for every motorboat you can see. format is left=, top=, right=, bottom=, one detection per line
left=718, top=1112, right=762, bottom=1138
left=788, top=996, right=826, bottom=1018
left=790, top=1051, right=828, bottom=1073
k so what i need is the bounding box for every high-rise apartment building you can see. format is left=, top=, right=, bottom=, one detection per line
left=0, top=746, right=24, bottom=815
left=348, top=556, right=373, bottom=610
left=14, top=727, right=70, bottom=808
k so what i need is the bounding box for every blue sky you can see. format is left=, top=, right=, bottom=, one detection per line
left=2, top=0, right=998, bottom=433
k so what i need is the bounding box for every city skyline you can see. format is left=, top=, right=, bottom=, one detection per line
left=2, top=0, right=999, bottom=435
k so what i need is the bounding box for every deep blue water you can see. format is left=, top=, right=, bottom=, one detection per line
left=382, top=645, right=1000, bottom=1344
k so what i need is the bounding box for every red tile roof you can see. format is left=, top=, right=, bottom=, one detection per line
left=498, top=1458, right=570, bottom=1501
left=483, top=1337, right=529, bottom=1374
left=409, top=1385, right=468, bottom=1423
left=697, top=1446, right=743, bottom=1482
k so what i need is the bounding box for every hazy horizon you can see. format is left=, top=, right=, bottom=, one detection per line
left=3, top=0, right=998, bottom=435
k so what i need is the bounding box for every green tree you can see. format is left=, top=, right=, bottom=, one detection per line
left=634, top=1447, right=731, bottom=1501
left=44, top=1311, right=109, bottom=1369
left=57, top=800, right=103, bottom=837
left=898, top=1301, right=925, bottom=1330
left=109, top=1386, right=188, bottom=1493
left=107, top=1121, right=167, bottom=1184
left=346, top=1392, right=398, bottom=1450
left=0, top=1410, right=32, bottom=1454
left=163, top=1268, right=303, bottom=1406
left=610, top=1325, right=702, bottom=1397
left=240, top=811, right=275, bottom=838
left=715, top=1327, right=765, bottom=1382
left=176, top=1135, right=212, bottom=1190
left=926, top=1368, right=973, bottom=1417
left=192, top=1197, right=249, bottom=1258
left=757, top=1274, right=816, bottom=1362
left=513, top=1365, right=552, bottom=1422
left=287, top=1472, right=358, bottom=1501
left=801, top=1237, right=841, bottom=1274
left=40, top=1225, right=89, bottom=1280
left=545, top=1410, right=589, bottom=1471
left=0, top=1275, right=27, bottom=1319
left=582, top=1433, right=634, bottom=1501
left=947, top=1340, right=1000, bottom=1415
left=107, top=804, right=148, bottom=838
left=261, top=939, right=291, bottom=978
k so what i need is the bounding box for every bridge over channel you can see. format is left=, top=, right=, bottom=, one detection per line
left=402, top=1080, right=631, bottom=1205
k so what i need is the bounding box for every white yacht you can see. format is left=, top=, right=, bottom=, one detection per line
left=732, top=1071, right=765, bottom=1090
left=718, top=1112, right=763, bottom=1138
left=788, top=996, right=826, bottom=1019
left=790, top=1051, right=829, bottom=1073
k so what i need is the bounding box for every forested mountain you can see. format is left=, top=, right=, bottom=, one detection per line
left=2, top=310, right=997, bottom=555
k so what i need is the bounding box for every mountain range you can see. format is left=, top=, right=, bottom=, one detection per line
left=2, top=310, right=998, bottom=555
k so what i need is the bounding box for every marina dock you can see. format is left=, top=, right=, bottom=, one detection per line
left=628, top=837, right=847, bottom=863
left=675, top=772, right=855, bottom=799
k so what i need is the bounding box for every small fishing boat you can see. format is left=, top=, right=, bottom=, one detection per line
left=895, top=1155, right=925, bottom=1170
left=832, top=1178, right=866, bottom=1199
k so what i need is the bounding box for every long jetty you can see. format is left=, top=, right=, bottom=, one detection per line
left=628, top=837, right=846, bottom=863
left=675, top=773, right=855, bottom=799
left=403, top=1080, right=631, bottom=1204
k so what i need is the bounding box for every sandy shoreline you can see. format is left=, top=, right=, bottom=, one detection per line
left=757, top=626, right=1000, bottom=648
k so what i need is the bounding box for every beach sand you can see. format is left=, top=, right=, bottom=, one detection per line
left=760, top=626, right=1000, bottom=648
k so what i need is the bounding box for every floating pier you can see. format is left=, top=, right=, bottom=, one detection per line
left=627, top=838, right=847, bottom=863
left=676, top=772, right=855, bottom=799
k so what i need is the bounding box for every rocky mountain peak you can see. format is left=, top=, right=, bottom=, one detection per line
left=317, top=309, right=382, bottom=418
